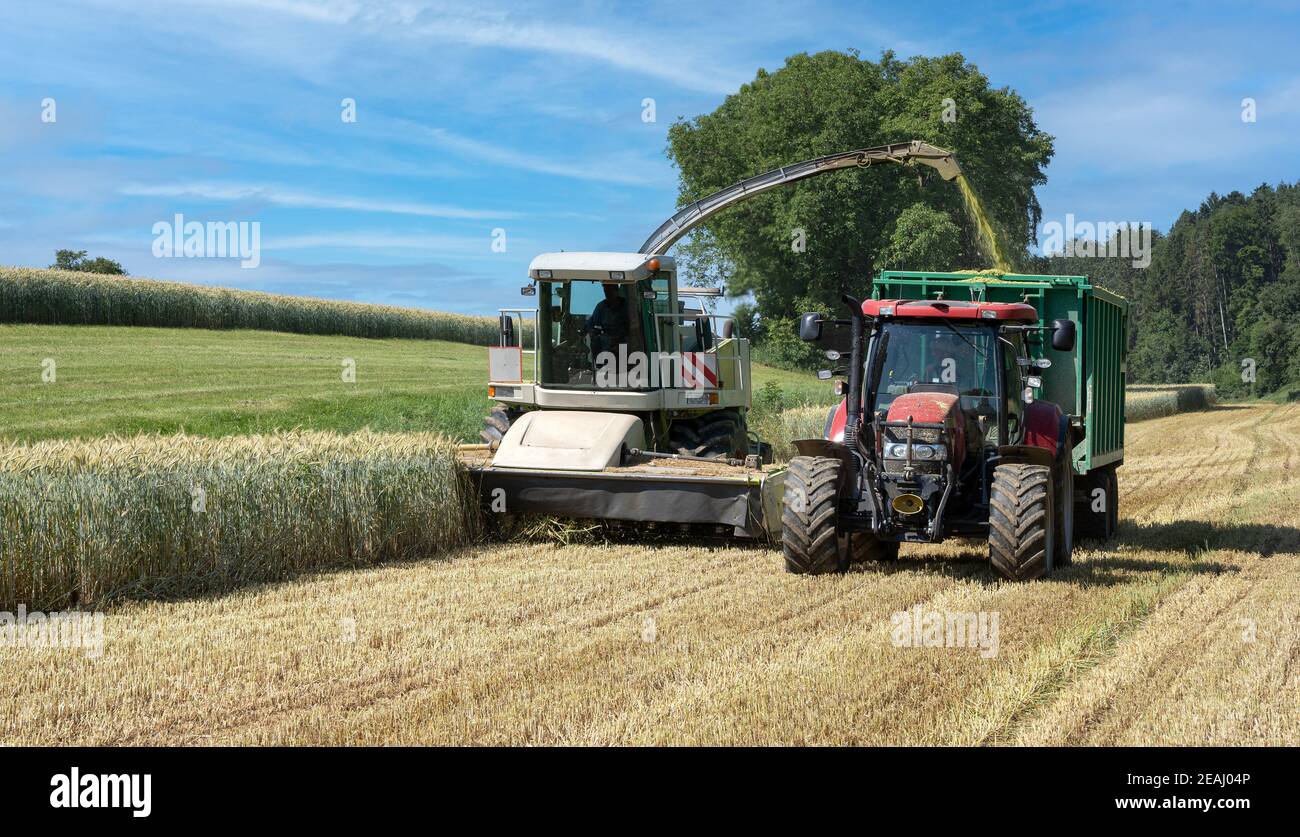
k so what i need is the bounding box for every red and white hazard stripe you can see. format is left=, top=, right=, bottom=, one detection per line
left=680, top=352, right=718, bottom=390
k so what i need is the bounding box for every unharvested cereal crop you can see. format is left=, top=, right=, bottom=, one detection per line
left=0, top=267, right=510, bottom=345
left=1125, top=384, right=1216, bottom=422
left=0, top=432, right=480, bottom=610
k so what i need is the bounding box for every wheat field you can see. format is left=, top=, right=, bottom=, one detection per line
left=3, top=401, right=1295, bottom=745
left=0, top=268, right=505, bottom=344
left=0, top=432, right=479, bottom=610
left=1125, top=383, right=1217, bottom=422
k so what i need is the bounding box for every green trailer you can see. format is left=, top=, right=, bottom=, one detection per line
left=870, top=271, right=1130, bottom=477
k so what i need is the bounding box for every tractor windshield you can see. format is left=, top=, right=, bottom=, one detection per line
left=868, top=320, right=999, bottom=416
left=536, top=280, right=649, bottom=388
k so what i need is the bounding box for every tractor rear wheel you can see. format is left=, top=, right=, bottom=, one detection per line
left=988, top=463, right=1056, bottom=581
left=669, top=409, right=743, bottom=459
left=1074, top=465, right=1118, bottom=541
left=479, top=404, right=523, bottom=449
left=851, top=532, right=898, bottom=563
left=781, top=456, right=846, bottom=575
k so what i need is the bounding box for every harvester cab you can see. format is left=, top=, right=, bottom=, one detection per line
left=483, top=251, right=757, bottom=461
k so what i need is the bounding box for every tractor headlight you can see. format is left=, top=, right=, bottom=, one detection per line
left=883, top=443, right=944, bottom=460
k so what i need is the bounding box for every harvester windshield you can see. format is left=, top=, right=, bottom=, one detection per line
left=537, top=279, right=649, bottom=387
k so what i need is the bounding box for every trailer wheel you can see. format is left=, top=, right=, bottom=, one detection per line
left=851, top=532, right=898, bottom=563
left=479, top=404, right=523, bottom=449
left=988, top=463, right=1056, bottom=581
left=1055, top=458, right=1075, bottom=567
left=1074, top=465, right=1118, bottom=541
left=781, top=456, right=846, bottom=575
left=670, top=409, right=743, bottom=459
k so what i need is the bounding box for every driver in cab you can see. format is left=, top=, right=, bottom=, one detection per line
left=584, top=283, right=630, bottom=359
left=922, top=332, right=971, bottom=386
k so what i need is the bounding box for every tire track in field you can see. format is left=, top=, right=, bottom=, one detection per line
left=285, top=560, right=962, bottom=745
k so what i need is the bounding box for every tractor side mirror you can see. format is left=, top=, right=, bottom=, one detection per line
left=521, top=285, right=536, bottom=296
left=1051, top=318, right=1076, bottom=352
left=799, top=312, right=824, bottom=342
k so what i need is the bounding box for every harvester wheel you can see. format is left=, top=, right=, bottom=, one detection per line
left=479, top=404, right=523, bottom=449
left=988, top=463, right=1056, bottom=581
left=1074, top=465, right=1118, bottom=541
left=781, top=456, right=846, bottom=575
left=669, top=409, right=743, bottom=459
left=851, top=532, right=898, bottom=563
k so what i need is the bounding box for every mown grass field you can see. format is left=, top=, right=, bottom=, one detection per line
left=2, top=402, right=1295, bottom=745
left=0, top=324, right=831, bottom=442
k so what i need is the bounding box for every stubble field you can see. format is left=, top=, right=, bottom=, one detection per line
left=4, top=401, right=1296, bottom=745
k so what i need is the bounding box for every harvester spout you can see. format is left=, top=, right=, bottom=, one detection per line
left=639, top=140, right=962, bottom=256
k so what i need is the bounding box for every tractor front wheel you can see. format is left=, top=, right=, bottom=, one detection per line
left=781, top=456, right=846, bottom=575
left=988, top=463, right=1056, bottom=581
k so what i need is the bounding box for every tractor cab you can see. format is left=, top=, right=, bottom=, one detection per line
left=863, top=299, right=1042, bottom=455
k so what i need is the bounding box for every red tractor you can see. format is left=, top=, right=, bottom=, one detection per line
left=785, top=289, right=1110, bottom=581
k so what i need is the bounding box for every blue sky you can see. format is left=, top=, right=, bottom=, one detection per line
left=2, top=0, right=1298, bottom=314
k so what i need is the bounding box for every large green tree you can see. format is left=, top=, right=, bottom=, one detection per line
left=667, top=50, right=1054, bottom=321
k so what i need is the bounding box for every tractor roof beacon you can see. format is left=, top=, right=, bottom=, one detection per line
left=458, top=143, right=1129, bottom=580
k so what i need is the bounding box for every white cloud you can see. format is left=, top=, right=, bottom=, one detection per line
left=410, top=125, right=665, bottom=186
left=265, top=231, right=510, bottom=254
left=403, top=10, right=742, bottom=95
left=190, top=0, right=745, bottom=93
left=119, top=182, right=522, bottom=220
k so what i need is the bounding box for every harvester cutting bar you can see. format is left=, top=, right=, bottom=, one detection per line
left=458, top=447, right=785, bottom=540
left=627, top=448, right=753, bottom=467
left=638, top=140, right=962, bottom=255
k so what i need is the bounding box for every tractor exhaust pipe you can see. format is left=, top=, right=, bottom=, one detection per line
left=842, top=294, right=865, bottom=450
